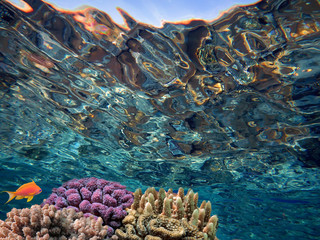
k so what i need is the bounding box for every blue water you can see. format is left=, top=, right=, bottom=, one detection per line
left=0, top=0, right=320, bottom=239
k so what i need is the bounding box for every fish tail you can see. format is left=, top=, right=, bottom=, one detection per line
left=2, top=191, right=16, bottom=204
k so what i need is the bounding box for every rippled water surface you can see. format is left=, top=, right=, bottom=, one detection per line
left=0, top=0, right=320, bottom=239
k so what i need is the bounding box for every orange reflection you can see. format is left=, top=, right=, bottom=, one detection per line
left=5, top=0, right=33, bottom=13
left=72, top=8, right=104, bottom=36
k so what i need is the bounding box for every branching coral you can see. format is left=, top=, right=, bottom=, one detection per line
left=41, top=177, right=133, bottom=236
left=0, top=204, right=110, bottom=240
left=115, top=187, right=219, bottom=240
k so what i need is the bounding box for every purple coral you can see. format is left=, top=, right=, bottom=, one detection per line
left=41, top=177, right=133, bottom=237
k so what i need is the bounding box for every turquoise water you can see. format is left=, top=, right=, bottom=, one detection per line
left=0, top=0, right=320, bottom=239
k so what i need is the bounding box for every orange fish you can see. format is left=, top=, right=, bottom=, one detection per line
left=2, top=180, right=42, bottom=204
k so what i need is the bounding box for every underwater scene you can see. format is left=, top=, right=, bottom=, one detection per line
left=0, top=0, right=320, bottom=239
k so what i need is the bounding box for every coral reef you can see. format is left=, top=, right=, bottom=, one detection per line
left=41, top=177, right=133, bottom=236
left=0, top=204, right=109, bottom=240
left=115, top=187, right=218, bottom=240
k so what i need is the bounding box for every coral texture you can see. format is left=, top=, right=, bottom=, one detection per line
left=115, top=187, right=219, bottom=240
left=41, top=177, right=133, bottom=236
left=0, top=204, right=109, bottom=240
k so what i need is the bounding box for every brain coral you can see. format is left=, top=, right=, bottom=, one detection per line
left=0, top=204, right=110, bottom=240
left=41, top=177, right=133, bottom=237
left=115, top=187, right=219, bottom=240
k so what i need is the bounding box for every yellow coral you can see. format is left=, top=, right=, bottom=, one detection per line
left=116, top=187, right=219, bottom=240
left=149, top=215, right=185, bottom=239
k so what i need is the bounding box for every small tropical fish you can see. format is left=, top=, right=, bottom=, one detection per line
left=2, top=180, right=42, bottom=204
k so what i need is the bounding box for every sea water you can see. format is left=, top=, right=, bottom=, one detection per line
left=0, top=0, right=319, bottom=239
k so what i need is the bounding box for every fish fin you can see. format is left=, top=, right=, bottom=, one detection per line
left=27, top=196, right=34, bottom=202
left=15, top=195, right=25, bottom=200
left=3, top=191, right=16, bottom=204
